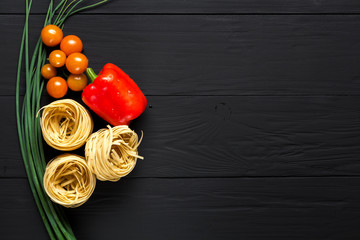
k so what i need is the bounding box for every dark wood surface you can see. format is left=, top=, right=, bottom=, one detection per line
left=2, top=0, right=360, bottom=239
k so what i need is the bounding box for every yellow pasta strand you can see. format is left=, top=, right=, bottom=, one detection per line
left=43, top=154, right=96, bottom=208
left=85, top=125, right=143, bottom=181
left=39, top=99, right=93, bottom=151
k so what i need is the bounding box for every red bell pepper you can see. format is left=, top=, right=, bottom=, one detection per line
left=82, top=63, right=147, bottom=126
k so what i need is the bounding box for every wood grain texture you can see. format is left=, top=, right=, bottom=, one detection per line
left=3, top=95, right=360, bottom=178
left=3, top=15, right=360, bottom=96
left=2, top=177, right=360, bottom=239
left=3, top=0, right=360, bottom=239
left=2, top=0, right=360, bottom=14
left=0, top=179, right=50, bottom=240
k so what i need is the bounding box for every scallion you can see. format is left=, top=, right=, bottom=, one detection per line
left=16, top=1, right=107, bottom=239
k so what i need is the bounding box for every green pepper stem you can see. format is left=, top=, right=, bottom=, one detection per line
left=86, top=68, right=98, bottom=82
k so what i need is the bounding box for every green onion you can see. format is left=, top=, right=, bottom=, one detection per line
left=16, top=1, right=107, bottom=239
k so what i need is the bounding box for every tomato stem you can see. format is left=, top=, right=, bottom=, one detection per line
left=86, top=68, right=98, bottom=82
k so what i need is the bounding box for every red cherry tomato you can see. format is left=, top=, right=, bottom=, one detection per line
left=67, top=74, right=88, bottom=91
left=49, top=50, right=66, bottom=68
left=47, top=77, right=68, bottom=98
left=41, top=64, right=57, bottom=79
left=60, top=35, right=83, bottom=56
left=66, top=53, right=88, bottom=74
left=41, top=25, right=63, bottom=47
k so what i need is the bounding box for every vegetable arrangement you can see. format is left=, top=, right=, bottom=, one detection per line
left=16, top=0, right=147, bottom=239
left=41, top=24, right=88, bottom=98
left=83, top=63, right=148, bottom=125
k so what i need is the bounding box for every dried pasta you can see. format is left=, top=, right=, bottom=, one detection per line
left=43, top=154, right=96, bottom=208
left=85, top=125, right=143, bottom=181
left=39, top=99, right=93, bottom=151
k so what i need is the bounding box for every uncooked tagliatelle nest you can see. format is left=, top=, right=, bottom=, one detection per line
left=43, top=154, right=96, bottom=208
left=39, top=99, right=93, bottom=151
left=85, top=125, right=143, bottom=181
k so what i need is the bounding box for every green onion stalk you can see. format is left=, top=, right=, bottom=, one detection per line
left=16, top=0, right=107, bottom=239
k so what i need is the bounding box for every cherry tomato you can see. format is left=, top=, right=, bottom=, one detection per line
left=41, top=64, right=57, bottom=79
left=41, top=25, right=63, bottom=47
left=47, top=77, right=68, bottom=98
left=67, top=73, right=88, bottom=91
left=66, top=53, right=88, bottom=74
left=60, top=35, right=83, bottom=56
left=49, top=50, right=66, bottom=68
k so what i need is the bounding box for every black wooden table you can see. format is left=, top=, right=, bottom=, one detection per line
left=2, top=0, right=360, bottom=239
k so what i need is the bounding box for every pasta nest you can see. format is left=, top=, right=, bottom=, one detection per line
left=43, top=154, right=96, bottom=208
left=39, top=99, right=93, bottom=151
left=85, top=125, right=143, bottom=181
